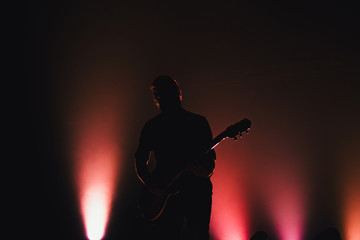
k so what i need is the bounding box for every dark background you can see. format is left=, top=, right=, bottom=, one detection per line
left=24, top=1, right=359, bottom=239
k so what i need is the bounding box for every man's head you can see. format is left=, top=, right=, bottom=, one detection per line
left=151, top=75, right=182, bottom=111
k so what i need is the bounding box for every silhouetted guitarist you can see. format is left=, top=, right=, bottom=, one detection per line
left=135, top=76, right=216, bottom=240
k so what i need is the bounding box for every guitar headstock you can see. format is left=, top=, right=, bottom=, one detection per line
left=225, top=118, right=251, bottom=140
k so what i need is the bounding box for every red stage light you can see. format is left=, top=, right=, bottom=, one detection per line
left=342, top=149, right=360, bottom=240
left=82, top=185, right=110, bottom=240
left=70, top=90, right=121, bottom=240
left=211, top=152, right=249, bottom=240
left=260, top=153, right=307, bottom=240
left=344, top=191, right=360, bottom=240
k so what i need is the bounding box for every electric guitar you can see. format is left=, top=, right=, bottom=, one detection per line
left=137, top=118, right=251, bottom=221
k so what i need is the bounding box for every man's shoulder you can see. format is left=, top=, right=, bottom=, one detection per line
left=144, top=108, right=208, bottom=127
left=143, top=114, right=161, bottom=128
left=143, top=112, right=168, bottom=129
left=182, top=109, right=207, bottom=122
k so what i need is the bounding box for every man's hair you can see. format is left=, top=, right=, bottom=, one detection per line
left=151, top=75, right=181, bottom=100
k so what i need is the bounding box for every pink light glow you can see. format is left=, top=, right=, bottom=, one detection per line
left=211, top=150, right=249, bottom=240
left=342, top=144, right=360, bottom=240
left=71, top=89, right=121, bottom=240
left=82, top=185, right=111, bottom=240
left=260, top=153, right=307, bottom=240
left=344, top=191, right=360, bottom=240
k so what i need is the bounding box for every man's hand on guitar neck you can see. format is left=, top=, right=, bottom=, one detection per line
left=186, top=152, right=215, bottom=178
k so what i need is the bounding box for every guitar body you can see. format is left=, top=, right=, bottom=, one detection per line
left=137, top=183, right=179, bottom=221
left=137, top=118, right=251, bottom=222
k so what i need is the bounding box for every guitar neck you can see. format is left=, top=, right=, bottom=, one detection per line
left=173, top=119, right=250, bottom=179
left=201, top=131, right=228, bottom=156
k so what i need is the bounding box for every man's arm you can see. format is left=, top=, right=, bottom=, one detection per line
left=135, top=123, right=151, bottom=185
left=187, top=150, right=216, bottom=177
left=187, top=117, right=216, bottom=177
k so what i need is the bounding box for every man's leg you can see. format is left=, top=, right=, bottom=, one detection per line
left=183, top=184, right=212, bottom=240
